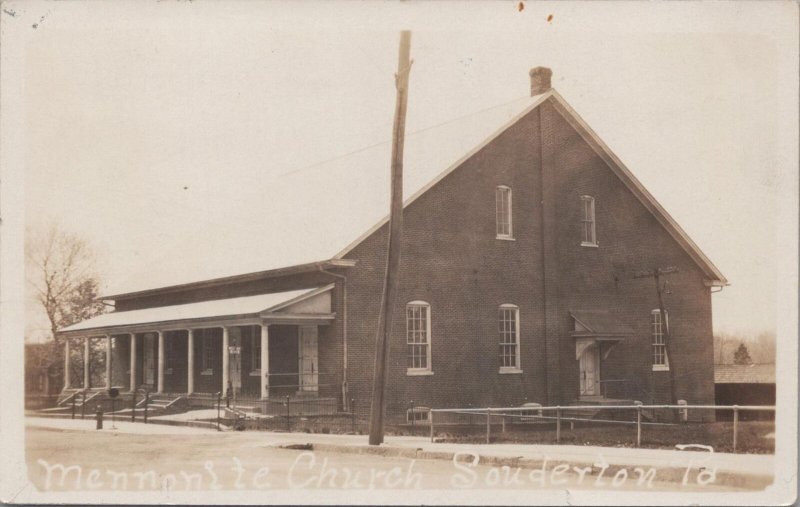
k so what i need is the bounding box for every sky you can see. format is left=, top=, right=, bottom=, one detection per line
left=8, top=1, right=797, bottom=342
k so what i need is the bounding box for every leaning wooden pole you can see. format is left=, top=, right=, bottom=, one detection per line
left=654, top=270, right=678, bottom=407
left=368, top=30, right=412, bottom=446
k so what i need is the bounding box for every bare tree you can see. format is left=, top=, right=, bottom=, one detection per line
left=26, top=224, right=108, bottom=389
left=26, top=224, right=107, bottom=346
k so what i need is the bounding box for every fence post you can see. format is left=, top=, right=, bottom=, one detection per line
left=429, top=410, right=435, bottom=443
left=410, top=401, right=415, bottom=429
left=131, top=390, right=137, bottom=422
left=556, top=406, right=561, bottom=444
left=733, top=405, right=739, bottom=453
left=71, top=393, right=76, bottom=420
left=216, top=391, right=221, bottom=431
left=285, top=395, right=291, bottom=432
left=81, top=390, right=86, bottom=420
left=636, top=404, right=642, bottom=448
left=351, top=398, right=356, bottom=434
left=143, top=391, right=149, bottom=424
left=486, top=409, right=491, bottom=444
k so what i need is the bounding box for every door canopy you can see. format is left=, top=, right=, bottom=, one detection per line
left=570, top=309, right=635, bottom=360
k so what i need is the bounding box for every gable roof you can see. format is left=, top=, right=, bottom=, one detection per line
left=334, top=89, right=728, bottom=286
left=546, top=90, right=728, bottom=286
left=105, top=88, right=726, bottom=299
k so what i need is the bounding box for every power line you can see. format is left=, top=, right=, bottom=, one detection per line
left=278, top=93, right=530, bottom=178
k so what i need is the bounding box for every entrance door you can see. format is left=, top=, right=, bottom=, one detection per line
left=579, top=343, right=599, bottom=396
left=143, top=333, right=156, bottom=386
left=298, top=326, right=318, bottom=392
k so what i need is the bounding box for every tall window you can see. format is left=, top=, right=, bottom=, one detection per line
left=251, top=327, right=261, bottom=372
left=581, top=195, right=596, bottom=246
left=652, top=309, right=669, bottom=369
left=407, top=301, right=432, bottom=373
left=499, top=304, right=521, bottom=371
left=201, top=332, right=214, bottom=372
left=496, top=186, right=513, bottom=239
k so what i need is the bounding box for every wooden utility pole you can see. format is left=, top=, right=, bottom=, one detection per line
left=368, top=31, right=413, bottom=446
left=634, top=266, right=678, bottom=406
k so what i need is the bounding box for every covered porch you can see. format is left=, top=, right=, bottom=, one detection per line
left=570, top=309, right=634, bottom=401
left=58, top=285, right=336, bottom=401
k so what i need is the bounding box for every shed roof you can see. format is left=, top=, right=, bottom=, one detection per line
left=714, top=364, right=776, bottom=384
left=570, top=310, right=636, bottom=338
left=61, top=285, right=332, bottom=336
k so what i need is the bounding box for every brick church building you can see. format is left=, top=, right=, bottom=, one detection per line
left=58, top=67, right=727, bottom=423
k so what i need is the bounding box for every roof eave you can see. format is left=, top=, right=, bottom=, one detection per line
left=98, top=259, right=356, bottom=302
left=546, top=90, right=729, bottom=286
left=332, top=90, right=555, bottom=260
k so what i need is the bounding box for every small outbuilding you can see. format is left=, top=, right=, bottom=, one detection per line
left=714, top=363, right=775, bottom=420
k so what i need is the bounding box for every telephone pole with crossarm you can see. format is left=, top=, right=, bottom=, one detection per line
left=634, top=266, right=679, bottom=407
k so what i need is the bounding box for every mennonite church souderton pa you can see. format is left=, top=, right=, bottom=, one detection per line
left=58, top=67, right=728, bottom=423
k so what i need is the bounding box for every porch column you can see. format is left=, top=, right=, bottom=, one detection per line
left=222, top=327, right=229, bottom=394
left=157, top=331, right=164, bottom=394
left=64, top=339, right=70, bottom=389
left=105, top=335, right=112, bottom=389
left=129, top=333, right=137, bottom=391
left=187, top=329, right=194, bottom=395
left=260, top=324, right=269, bottom=399
left=83, top=337, right=90, bottom=389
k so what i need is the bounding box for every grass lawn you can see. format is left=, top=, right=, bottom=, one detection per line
left=436, top=420, right=775, bottom=454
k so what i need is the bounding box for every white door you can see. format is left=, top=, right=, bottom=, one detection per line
left=143, top=333, right=155, bottom=385
left=298, top=326, right=318, bottom=392
left=579, top=344, right=599, bottom=396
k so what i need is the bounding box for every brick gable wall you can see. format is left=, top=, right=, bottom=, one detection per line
left=343, top=98, right=715, bottom=422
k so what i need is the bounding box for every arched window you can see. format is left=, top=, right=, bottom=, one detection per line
left=651, top=309, right=669, bottom=370
left=496, top=186, right=513, bottom=239
left=406, top=301, right=432, bottom=374
left=498, top=304, right=521, bottom=372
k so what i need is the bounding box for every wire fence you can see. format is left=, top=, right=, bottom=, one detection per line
left=429, top=404, right=776, bottom=453
left=46, top=390, right=776, bottom=453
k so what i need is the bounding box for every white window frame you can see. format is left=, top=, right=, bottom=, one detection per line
left=406, top=301, right=433, bottom=375
left=651, top=309, right=670, bottom=371
left=498, top=304, right=522, bottom=373
left=581, top=195, right=597, bottom=247
left=406, top=407, right=431, bottom=423
left=495, top=185, right=514, bottom=240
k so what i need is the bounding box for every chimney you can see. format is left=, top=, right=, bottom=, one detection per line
left=529, top=67, right=552, bottom=96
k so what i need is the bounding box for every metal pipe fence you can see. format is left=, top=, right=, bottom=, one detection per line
left=429, top=404, right=775, bottom=453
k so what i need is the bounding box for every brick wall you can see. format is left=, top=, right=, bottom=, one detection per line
left=342, top=98, right=716, bottom=422
left=344, top=106, right=548, bottom=422
left=542, top=101, right=715, bottom=417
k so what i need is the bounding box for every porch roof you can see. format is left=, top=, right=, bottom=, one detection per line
left=59, top=285, right=333, bottom=337
left=570, top=309, right=636, bottom=338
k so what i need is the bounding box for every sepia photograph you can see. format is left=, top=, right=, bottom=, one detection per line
left=0, top=1, right=797, bottom=504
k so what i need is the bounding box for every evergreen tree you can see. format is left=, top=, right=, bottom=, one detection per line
left=733, top=343, right=753, bottom=365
